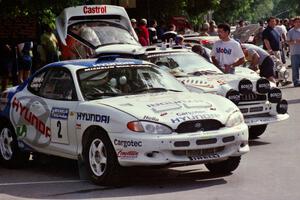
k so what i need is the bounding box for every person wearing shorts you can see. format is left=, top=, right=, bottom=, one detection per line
left=241, top=43, right=276, bottom=83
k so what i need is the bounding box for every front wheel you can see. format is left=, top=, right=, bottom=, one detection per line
left=83, top=132, right=119, bottom=185
left=205, top=156, right=241, bottom=174
left=248, top=125, right=267, bottom=139
left=0, top=124, right=29, bottom=168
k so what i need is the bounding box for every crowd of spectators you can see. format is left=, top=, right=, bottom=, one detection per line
left=1, top=15, right=300, bottom=92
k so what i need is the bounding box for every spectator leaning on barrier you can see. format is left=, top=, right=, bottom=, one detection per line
left=287, top=16, right=300, bottom=87
left=262, top=16, right=281, bottom=60
left=211, top=23, right=245, bottom=74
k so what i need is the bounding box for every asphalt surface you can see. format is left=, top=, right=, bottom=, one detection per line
left=0, top=69, right=300, bottom=200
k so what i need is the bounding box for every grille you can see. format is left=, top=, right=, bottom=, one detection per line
left=175, top=120, right=224, bottom=134
left=240, top=92, right=267, bottom=102
left=172, top=146, right=225, bottom=157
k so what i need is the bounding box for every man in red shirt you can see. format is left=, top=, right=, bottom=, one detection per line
left=138, top=18, right=150, bottom=46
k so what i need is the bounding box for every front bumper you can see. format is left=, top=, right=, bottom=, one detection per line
left=110, top=123, right=249, bottom=167
left=238, top=102, right=289, bottom=126
left=244, top=113, right=289, bottom=126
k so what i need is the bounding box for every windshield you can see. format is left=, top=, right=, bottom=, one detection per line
left=77, top=64, right=188, bottom=100
left=69, top=21, right=139, bottom=48
left=147, top=52, right=223, bottom=76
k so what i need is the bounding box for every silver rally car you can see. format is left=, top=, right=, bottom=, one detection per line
left=143, top=47, right=289, bottom=139
left=0, top=57, right=249, bottom=185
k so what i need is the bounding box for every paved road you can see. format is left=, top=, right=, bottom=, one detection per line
left=1, top=73, right=300, bottom=200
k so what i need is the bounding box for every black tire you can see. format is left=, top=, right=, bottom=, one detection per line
left=205, top=156, right=241, bottom=174
left=248, top=125, right=267, bottom=139
left=83, top=132, right=120, bottom=185
left=0, top=123, right=29, bottom=168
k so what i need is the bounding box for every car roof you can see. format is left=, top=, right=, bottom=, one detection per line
left=44, top=57, right=151, bottom=71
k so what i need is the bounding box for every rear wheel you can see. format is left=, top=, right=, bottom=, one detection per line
left=248, top=125, right=267, bottom=139
left=0, top=123, right=29, bottom=168
left=205, top=156, right=241, bottom=174
left=83, top=132, right=120, bottom=185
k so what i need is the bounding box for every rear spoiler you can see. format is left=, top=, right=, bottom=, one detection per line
left=56, top=5, right=137, bottom=45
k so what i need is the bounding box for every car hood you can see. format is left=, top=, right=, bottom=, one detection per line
left=93, top=92, right=237, bottom=126
left=177, top=73, right=259, bottom=94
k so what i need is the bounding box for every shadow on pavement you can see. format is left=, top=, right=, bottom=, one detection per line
left=0, top=157, right=230, bottom=199
left=248, top=140, right=270, bottom=146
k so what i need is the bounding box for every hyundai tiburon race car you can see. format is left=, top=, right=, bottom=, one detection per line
left=143, top=47, right=289, bottom=139
left=0, top=57, right=249, bottom=185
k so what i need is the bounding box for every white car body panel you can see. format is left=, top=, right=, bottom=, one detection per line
left=0, top=58, right=249, bottom=166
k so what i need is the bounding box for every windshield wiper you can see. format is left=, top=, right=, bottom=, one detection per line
left=85, top=92, right=122, bottom=100
left=133, top=87, right=181, bottom=94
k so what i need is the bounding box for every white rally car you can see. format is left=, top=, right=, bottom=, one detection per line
left=0, top=57, right=249, bottom=185
left=143, top=47, right=289, bottom=139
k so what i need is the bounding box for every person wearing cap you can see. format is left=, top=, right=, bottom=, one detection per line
left=131, top=18, right=137, bottom=29
left=211, top=23, right=245, bottom=74
left=138, top=18, right=150, bottom=46
left=241, top=43, right=276, bottom=83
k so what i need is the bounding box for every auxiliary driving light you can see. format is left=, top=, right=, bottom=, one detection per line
left=238, top=78, right=253, bottom=93
left=256, top=78, right=270, bottom=94
left=276, top=99, right=288, bottom=114
left=268, top=88, right=282, bottom=103
left=226, top=89, right=240, bottom=105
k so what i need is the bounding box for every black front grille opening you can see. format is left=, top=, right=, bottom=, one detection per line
left=222, top=136, right=235, bottom=143
left=175, top=119, right=224, bottom=134
left=196, top=138, right=217, bottom=145
left=174, top=141, right=190, bottom=147
left=172, top=146, right=225, bottom=156
left=240, top=92, right=267, bottom=102
left=249, top=106, right=264, bottom=112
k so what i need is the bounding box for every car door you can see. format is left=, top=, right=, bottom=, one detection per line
left=22, top=67, right=79, bottom=158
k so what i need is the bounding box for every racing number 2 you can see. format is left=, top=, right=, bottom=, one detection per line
left=57, top=121, right=62, bottom=138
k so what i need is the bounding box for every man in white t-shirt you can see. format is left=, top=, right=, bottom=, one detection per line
left=211, top=23, right=245, bottom=73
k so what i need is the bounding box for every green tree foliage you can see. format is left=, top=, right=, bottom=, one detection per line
left=213, top=0, right=253, bottom=24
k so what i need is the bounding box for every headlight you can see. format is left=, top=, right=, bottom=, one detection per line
left=127, top=121, right=173, bottom=134
left=238, top=78, right=253, bottom=93
left=226, top=111, right=244, bottom=127
left=226, top=89, right=240, bottom=105
left=268, top=88, right=282, bottom=103
left=256, top=78, right=270, bottom=94
left=276, top=99, right=288, bottom=114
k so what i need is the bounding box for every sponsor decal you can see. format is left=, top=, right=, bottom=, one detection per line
left=189, top=153, right=220, bottom=161
left=160, top=112, right=168, bottom=116
left=176, top=111, right=205, bottom=116
left=77, top=112, right=110, bottom=123
left=143, top=115, right=159, bottom=122
left=12, top=97, right=51, bottom=138
left=114, top=139, right=142, bottom=148
left=216, top=47, right=232, bottom=55
left=83, top=5, right=107, bottom=14
left=16, top=124, right=27, bottom=138
left=170, top=113, right=220, bottom=123
left=86, top=63, right=146, bottom=72
left=50, top=107, right=69, bottom=120
left=147, top=99, right=203, bottom=108
left=117, top=150, right=138, bottom=159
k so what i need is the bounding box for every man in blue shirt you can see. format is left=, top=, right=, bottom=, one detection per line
left=287, top=16, right=300, bottom=87
left=263, top=16, right=281, bottom=61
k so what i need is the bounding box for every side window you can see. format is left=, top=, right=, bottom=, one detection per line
left=28, top=70, right=47, bottom=95
left=39, top=69, right=77, bottom=101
